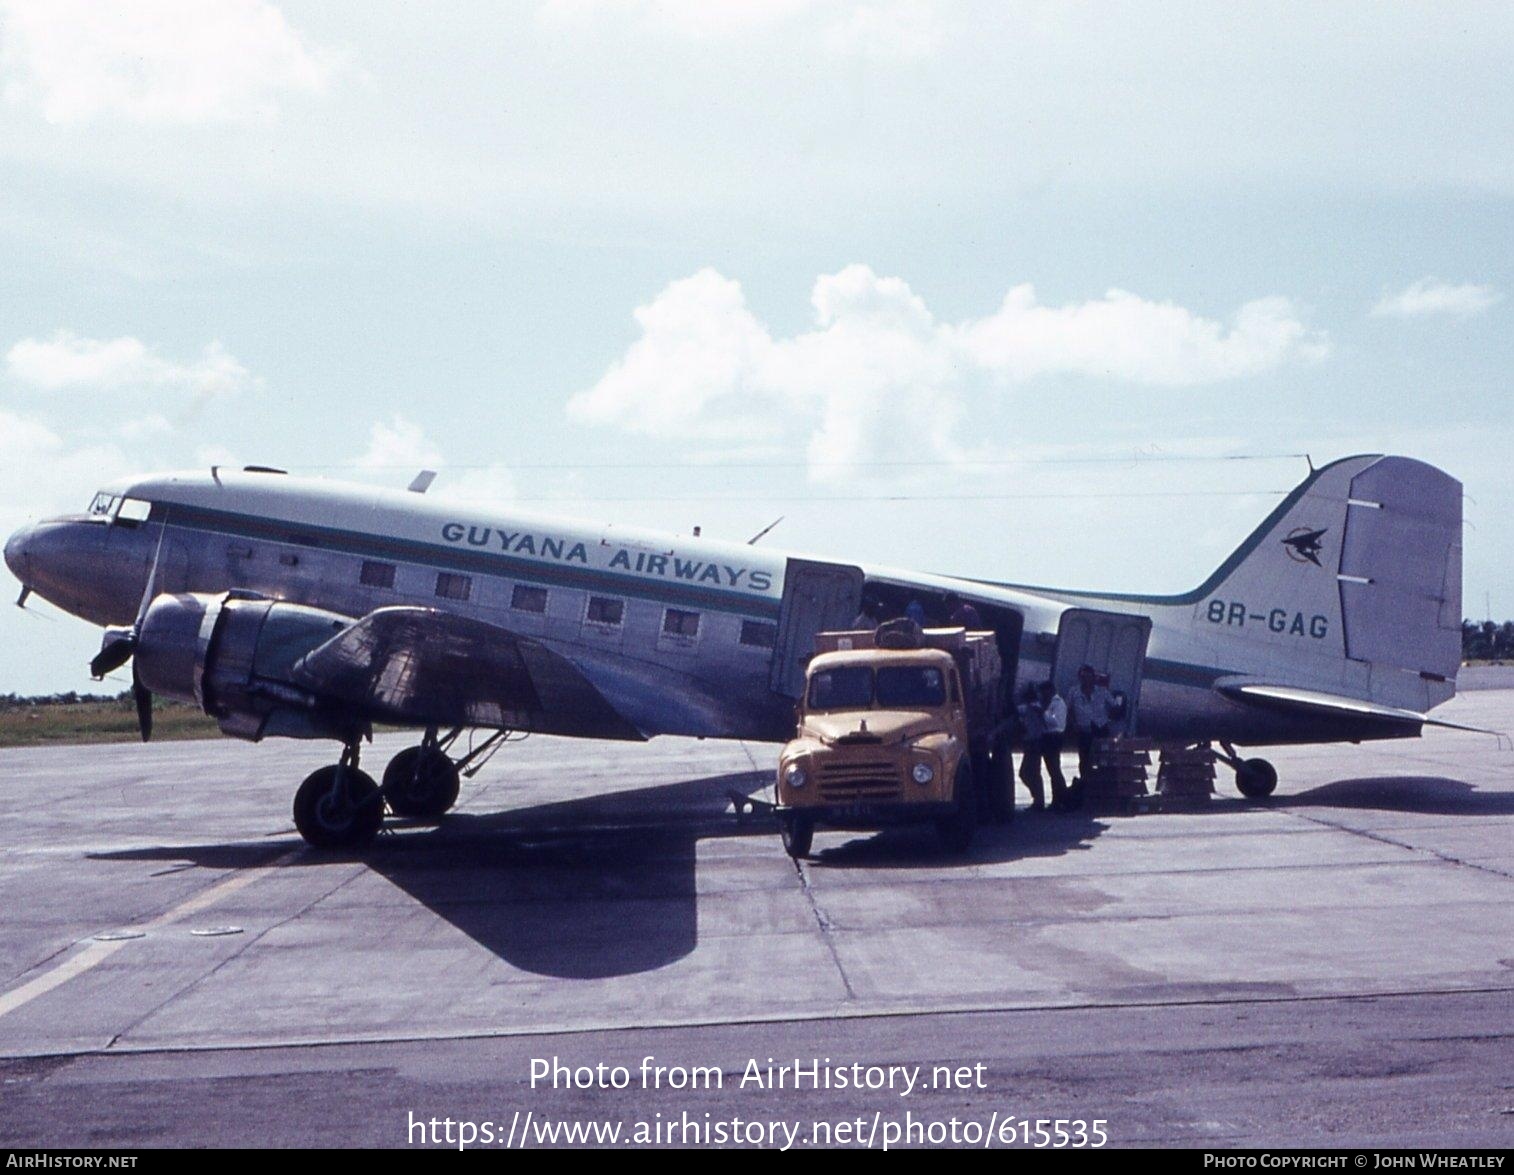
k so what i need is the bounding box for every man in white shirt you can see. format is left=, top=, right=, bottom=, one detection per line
left=1066, top=663, right=1120, bottom=786
left=1035, top=680, right=1069, bottom=810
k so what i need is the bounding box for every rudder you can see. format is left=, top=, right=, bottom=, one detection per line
left=1189, top=455, right=1461, bottom=713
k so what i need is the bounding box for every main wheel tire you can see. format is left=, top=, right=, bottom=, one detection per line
left=383, top=746, right=462, bottom=818
left=936, top=762, right=978, bottom=853
left=293, top=765, right=384, bottom=848
left=1235, top=757, right=1279, bottom=799
left=780, top=814, right=814, bottom=859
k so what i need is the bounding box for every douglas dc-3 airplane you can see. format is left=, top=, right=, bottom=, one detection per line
left=2, top=454, right=1469, bottom=848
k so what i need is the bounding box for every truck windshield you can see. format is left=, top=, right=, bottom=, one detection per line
left=806, top=663, right=948, bottom=710
left=876, top=665, right=946, bottom=707
left=807, top=666, right=873, bottom=710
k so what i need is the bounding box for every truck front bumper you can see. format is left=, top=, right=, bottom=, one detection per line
left=775, top=801, right=957, bottom=828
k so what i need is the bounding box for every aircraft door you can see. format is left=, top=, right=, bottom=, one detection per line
left=1051, top=609, right=1152, bottom=734
left=769, top=558, right=865, bottom=698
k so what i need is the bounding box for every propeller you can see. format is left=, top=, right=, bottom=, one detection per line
left=88, top=518, right=169, bottom=743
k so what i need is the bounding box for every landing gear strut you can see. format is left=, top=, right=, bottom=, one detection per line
left=382, top=726, right=462, bottom=818
left=1218, top=742, right=1279, bottom=799
left=293, top=741, right=384, bottom=848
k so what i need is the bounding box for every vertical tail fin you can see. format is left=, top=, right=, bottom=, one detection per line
left=1189, top=455, right=1461, bottom=712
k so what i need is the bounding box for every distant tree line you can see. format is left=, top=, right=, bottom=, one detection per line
left=0, top=691, right=137, bottom=711
left=1463, top=620, right=1514, bottom=662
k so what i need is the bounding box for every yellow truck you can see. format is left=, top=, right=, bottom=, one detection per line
left=773, top=620, right=1013, bottom=858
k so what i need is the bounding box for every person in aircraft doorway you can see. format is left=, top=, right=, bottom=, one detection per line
left=1067, top=663, right=1120, bottom=790
left=945, top=594, right=982, bottom=628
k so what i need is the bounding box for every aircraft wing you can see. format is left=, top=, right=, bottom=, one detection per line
left=1215, top=682, right=1494, bottom=735
left=290, top=606, right=644, bottom=739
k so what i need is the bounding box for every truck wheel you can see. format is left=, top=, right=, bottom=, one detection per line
left=989, top=736, right=1016, bottom=824
left=971, top=749, right=994, bottom=819
left=780, top=814, right=814, bottom=859
left=936, top=762, right=977, bottom=854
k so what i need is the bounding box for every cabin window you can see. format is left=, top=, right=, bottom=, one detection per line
left=739, top=619, right=777, bottom=648
left=585, top=596, right=624, bottom=626
left=511, top=584, right=548, bottom=613
left=662, top=608, right=700, bottom=638
left=435, top=571, right=472, bottom=601
left=360, top=560, right=396, bottom=589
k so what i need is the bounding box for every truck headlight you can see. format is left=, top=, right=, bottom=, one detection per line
left=784, top=763, right=808, bottom=789
left=911, top=762, right=935, bottom=785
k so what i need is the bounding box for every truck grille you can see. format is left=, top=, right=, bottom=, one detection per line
left=816, top=758, right=902, bottom=802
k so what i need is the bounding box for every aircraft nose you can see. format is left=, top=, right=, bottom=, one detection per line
left=3, top=524, right=32, bottom=584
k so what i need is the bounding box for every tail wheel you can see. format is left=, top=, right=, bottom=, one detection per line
left=383, top=746, right=462, bottom=818
left=293, top=765, right=383, bottom=848
left=1235, top=757, right=1279, bottom=799
left=936, top=761, right=978, bottom=853
left=780, top=814, right=814, bottom=859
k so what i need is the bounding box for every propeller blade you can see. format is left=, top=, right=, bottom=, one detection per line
left=90, top=628, right=137, bottom=680
left=132, top=666, right=153, bottom=743
left=135, top=513, right=170, bottom=627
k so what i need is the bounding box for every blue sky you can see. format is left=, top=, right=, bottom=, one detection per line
left=0, top=0, right=1510, bottom=692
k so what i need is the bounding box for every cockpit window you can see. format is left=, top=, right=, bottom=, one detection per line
left=87, top=494, right=153, bottom=524
left=116, top=498, right=152, bottom=524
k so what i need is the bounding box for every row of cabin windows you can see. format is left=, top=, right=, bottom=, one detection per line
left=358, top=559, right=777, bottom=648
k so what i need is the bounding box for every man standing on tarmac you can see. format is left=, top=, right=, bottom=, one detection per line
left=1035, top=680, right=1069, bottom=810
left=1067, top=663, right=1120, bottom=786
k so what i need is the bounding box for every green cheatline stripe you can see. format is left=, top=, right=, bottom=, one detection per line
left=154, top=503, right=784, bottom=620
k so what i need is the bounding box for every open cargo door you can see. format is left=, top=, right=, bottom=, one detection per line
left=1051, top=608, right=1152, bottom=734
left=770, top=558, right=865, bottom=698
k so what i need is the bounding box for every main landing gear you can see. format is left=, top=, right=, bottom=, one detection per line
left=383, top=727, right=462, bottom=818
left=1217, top=742, right=1279, bottom=799
left=293, top=742, right=384, bottom=849
left=292, top=726, right=517, bottom=848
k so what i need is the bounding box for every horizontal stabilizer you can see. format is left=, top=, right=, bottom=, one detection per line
left=1217, top=682, right=1495, bottom=735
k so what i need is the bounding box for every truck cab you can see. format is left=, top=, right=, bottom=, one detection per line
left=774, top=623, right=1010, bottom=858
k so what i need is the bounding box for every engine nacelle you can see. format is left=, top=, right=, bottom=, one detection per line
left=135, top=592, right=354, bottom=741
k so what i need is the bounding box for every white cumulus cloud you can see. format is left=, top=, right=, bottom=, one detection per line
left=5, top=331, right=254, bottom=401
left=0, top=0, right=338, bottom=124
left=1371, top=279, right=1502, bottom=319
left=568, top=265, right=1327, bottom=477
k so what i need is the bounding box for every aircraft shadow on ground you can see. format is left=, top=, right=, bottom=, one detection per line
left=86, top=769, right=1116, bottom=979
left=1277, top=774, right=1514, bottom=816
left=93, top=770, right=773, bottom=981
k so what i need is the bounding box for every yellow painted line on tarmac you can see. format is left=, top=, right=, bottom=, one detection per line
left=0, top=847, right=304, bottom=1022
